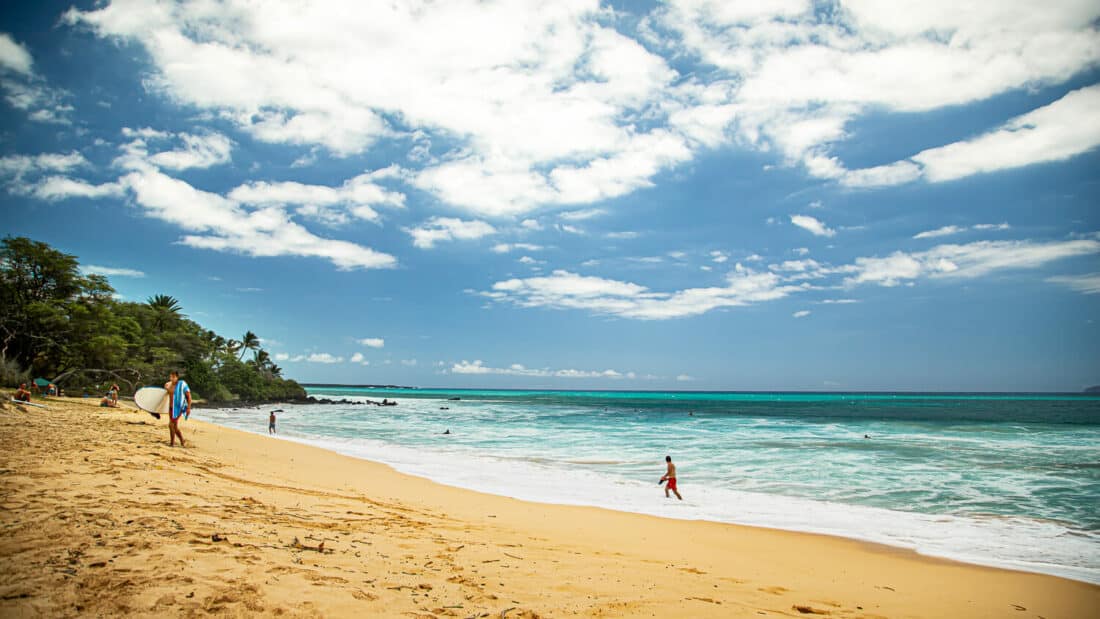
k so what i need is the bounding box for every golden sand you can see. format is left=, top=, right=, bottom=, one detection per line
left=0, top=397, right=1096, bottom=617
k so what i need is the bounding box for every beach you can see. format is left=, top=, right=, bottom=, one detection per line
left=1, top=397, right=1096, bottom=618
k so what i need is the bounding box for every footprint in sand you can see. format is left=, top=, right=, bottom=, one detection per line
left=792, top=604, right=830, bottom=615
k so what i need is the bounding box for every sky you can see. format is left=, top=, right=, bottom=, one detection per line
left=0, top=0, right=1098, bottom=392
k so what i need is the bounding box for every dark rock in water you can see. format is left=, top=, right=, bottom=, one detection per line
left=447, top=397, right=461, bottom=401
left=1085, top=385, right=1100, bottom=394
left=303, top=396, right=360, bottom=405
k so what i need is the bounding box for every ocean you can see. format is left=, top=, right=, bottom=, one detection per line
left=197, top=388, right=1100, bottom=584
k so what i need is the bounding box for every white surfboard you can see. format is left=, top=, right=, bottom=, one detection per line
left=134, top=386, right=169, bottom=419
left=10, top=398, right=47, bottom=409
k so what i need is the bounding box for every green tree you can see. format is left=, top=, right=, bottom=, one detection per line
left=0, top=236, right=306, bottom=403
left=238, top=330, right=260, bottom=361
left=0, top=236, right=109, bottom=374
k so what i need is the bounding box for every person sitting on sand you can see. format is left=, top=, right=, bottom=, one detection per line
left=13, top=383, right=31, bottom=402
left=100, top=384, right=121, bottom=408
left=269, top=410, right=277, bottom=434
left=659, top=455, right=682, bottom=501
left=46, top=383, right=58, bottom=396
left=167, top=370, right=191, bottom=447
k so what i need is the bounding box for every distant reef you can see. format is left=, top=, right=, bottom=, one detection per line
left=1086, top=385, right=1100, bottom=394
left=303, top=383, right=416, bottom=389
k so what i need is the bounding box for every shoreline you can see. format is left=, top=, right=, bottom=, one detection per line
left=208, top=410, right=1100, bottom=586
left=2, top=397, right=1096, bottom=617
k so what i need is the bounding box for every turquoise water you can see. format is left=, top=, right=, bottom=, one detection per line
left=198, top=388, right=1100, bottom=583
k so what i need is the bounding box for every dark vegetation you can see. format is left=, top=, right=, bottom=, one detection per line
left=0, top=236, right=306, bottom=403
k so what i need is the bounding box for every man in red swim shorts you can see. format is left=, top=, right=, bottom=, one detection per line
left=660, top=455, right=682, bottom=500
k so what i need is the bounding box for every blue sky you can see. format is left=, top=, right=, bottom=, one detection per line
left=1, top=1, right=1098, bottom=391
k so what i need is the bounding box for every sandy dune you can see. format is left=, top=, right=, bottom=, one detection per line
left=0, top=397, right=1095, bottom=617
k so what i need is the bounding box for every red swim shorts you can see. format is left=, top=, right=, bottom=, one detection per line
left=666, top=477, right=677, bottom=491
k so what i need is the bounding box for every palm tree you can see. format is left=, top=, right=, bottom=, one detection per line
left=239, top=330, right=260, bottom=361
left=147, top=294, right=182, bottom=314
left=225, top=339, right=242, bottom=358
left=146, top=294, right=182, bottom=330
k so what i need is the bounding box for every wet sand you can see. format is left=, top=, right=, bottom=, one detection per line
left=0, top=397, right=1096, bottom=617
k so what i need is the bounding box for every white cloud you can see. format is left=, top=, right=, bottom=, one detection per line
left=838, top=86, right=1100, bottom=187
left=118, top=167, right=396, bottom=270
left=605, top=231, right=639, bottom=240
left=840, top=161, right=923, bottom=188
left=53, top=0, right=1100, bottom=221
left=401, top=359, right=417, bottom=367
left=450, top=360, right=635, bottom=379
left=25, top=177, right=124, bottom=201
left=792, top=310, right=811, bottom=318
left=229, top=167, right=405, bottom=226
left=675, top=374, right=694, bottom=382
left=0, top=154, right=117, bottom=201
left=273, top=352, right=290, bottom=362
left=520, top=218, right=542, bottom=231
left=0, top=33, right=33, bottom=75
left=483, top=265, right=803, bottom=320
left=149, top=131, right=233, bottom=170
left=659, top=1, right=1100, bottom=185
left=820, top=298, right=860, bottom=304
left=11, top=143, right=398, bottom=273
left=709, top=250, right=729, bottom=263
left=115, top=128, right=233, bottom=171
left=306, top=352, right=343, bottom=364
left=0, top=152, right=87, bottom=180
left=846, top=238, right=1100, bottom=287
left=0, top=38, right=72, bottom=126
left=350, top=352, right=365, bottom=363
left=484, top=236, right=1100, bottom=318
left=558, top=208, right=606, bottom=221
left=1047, top=273, right=1100, bottom=295
left=914, top=223, right=1011, bottom=239
left=67, top=1, right=690, bottom=216
left=81, top=265, right=145, bottom=278
left=913, top=85, right=1100, bottom=182
left=357, top=338, right=384, bottom=349
left=407, top=217, right=496, bottom=249
left=913, top=225, right=964, bottom=239
left=491, top=242, right=543, bottom=254
left=973, top=223, right=1012, bottom=232
left=790, top=214, right=835, bottom=237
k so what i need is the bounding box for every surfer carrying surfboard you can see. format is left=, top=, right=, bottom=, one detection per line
left=167, top=370, right=191, bottom=447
